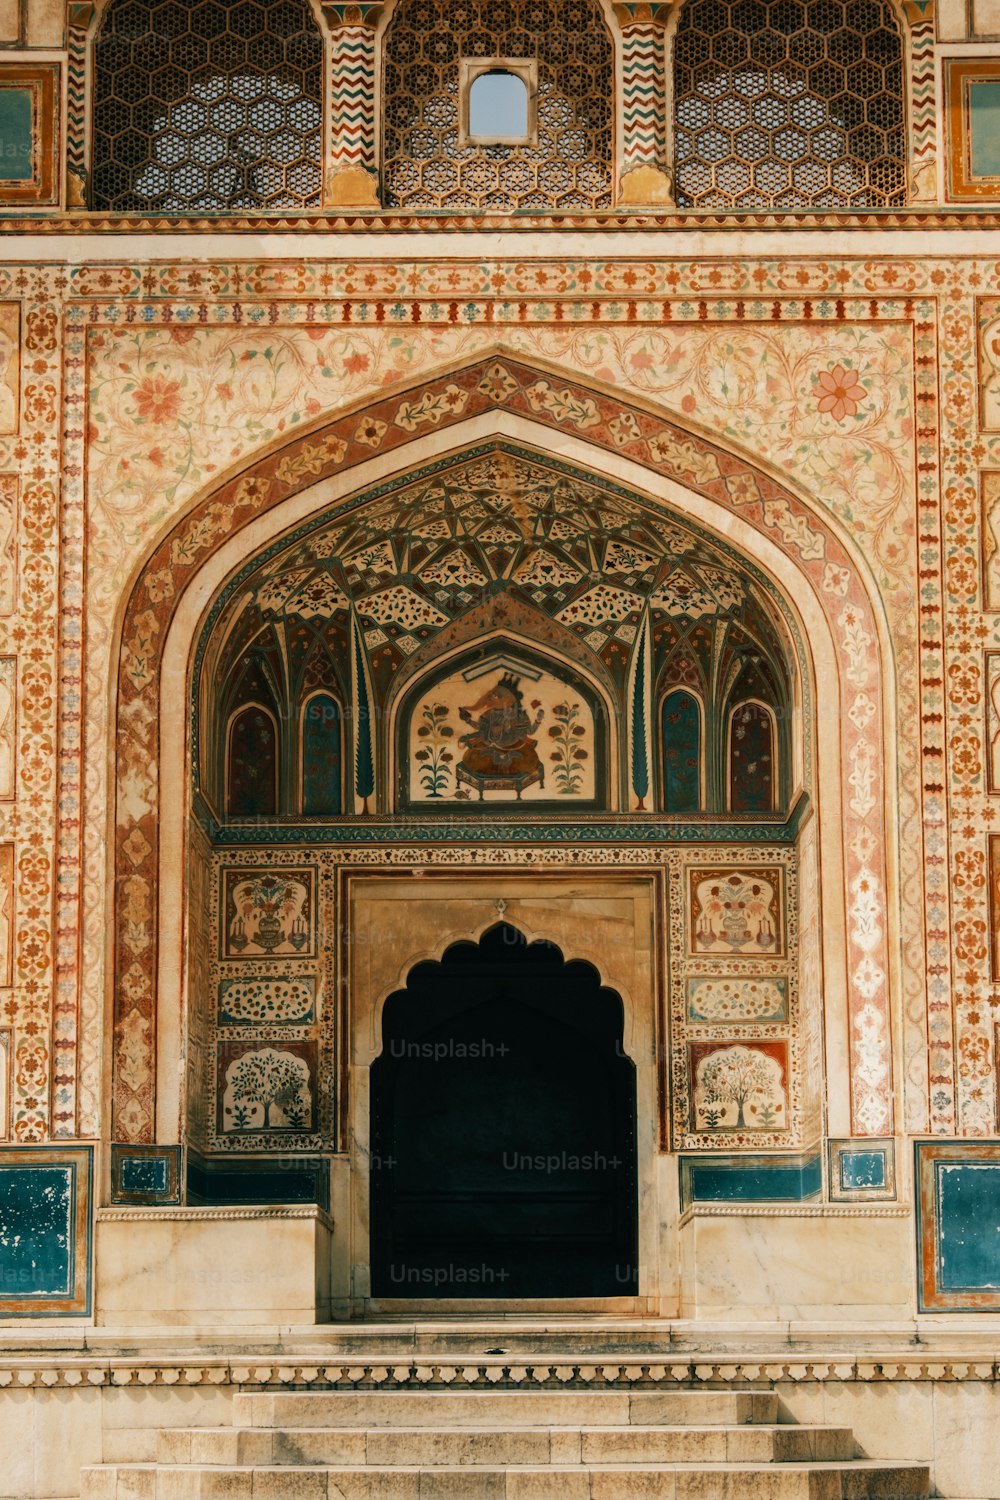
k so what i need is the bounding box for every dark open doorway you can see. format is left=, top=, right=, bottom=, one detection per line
left=370, top=923, right=638, bottom=1299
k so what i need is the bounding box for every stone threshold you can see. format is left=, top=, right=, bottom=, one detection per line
left=5, top=1317, right=1000, bottom=1353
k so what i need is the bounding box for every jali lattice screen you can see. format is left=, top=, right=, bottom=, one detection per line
left=673, top=0, right=906, bottom=209
left=91, top=0, right=323, bottom=213
left=382, top=0, right=614, bottom=211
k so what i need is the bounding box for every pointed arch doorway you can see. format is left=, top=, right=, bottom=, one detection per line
left=370, top=924, right=638, bottom=1300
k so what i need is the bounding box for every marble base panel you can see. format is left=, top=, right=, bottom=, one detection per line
left=94, top=1208, right=333, bottom=1327
left=678, top=1210, right=914, bottom=1320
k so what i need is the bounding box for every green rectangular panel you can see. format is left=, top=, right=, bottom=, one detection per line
left=970, top=80, right=1000, bottom=179
left=0, top=87, right=33, bottom=183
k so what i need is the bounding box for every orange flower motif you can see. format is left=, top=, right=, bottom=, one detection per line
left=133, top=374, right=182, bottom=425
left=816, top=364, right=866, bottom=421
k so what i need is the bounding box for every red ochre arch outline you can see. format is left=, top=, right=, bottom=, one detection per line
left=113, top=354, right=891, bottom=1145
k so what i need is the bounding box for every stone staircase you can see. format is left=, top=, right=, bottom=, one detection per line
left=80, top=1381, right=932, bottom=1499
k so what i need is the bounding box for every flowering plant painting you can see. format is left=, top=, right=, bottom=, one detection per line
left=816, top=364, right=867, bottom=421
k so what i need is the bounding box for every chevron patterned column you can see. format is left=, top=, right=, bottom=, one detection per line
left=902, top=0, right=937, bottom=203
left=321, top=2, right=383, bottom=207
left=66, top=1, right=96, bottom=207
left=615, top=4, right=673, bottom=205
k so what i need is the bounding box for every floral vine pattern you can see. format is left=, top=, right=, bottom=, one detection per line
left=548, top=701, right=588, bottom=795
left=415, top=703, right=455, bottom=799
left=3, top=253, right=981, bottom=1158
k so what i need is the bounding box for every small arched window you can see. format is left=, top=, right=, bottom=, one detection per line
left=466, top=66, right=532, bottom=143
left=729, top=700, right=777, bottom=812
left=91, top=0, right=323, bottom=213
left=661, top=689, right=703, bottom=813
left=672, top=0, right=906, bottom=210
left=227, top=704, right=278, bottom=817
left=301, top=693, right=343, bottom=816
left=382, top=0, right=613, bottom=211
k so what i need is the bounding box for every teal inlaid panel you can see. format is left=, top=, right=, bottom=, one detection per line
left=829, top=1136, right=895, bottom=1201
left=110, top=1144, right=180, bottom=1205
left=840, top=1149, right=886, bottom=1192
left=0, top=1165, right=73, bottom=1295
left=936, top=1163, right=1000, bottom=1290
left=970, top=81, right=1000, bottom=178
left=0, top=88, right=33, bottom=182
left=916, top=1142, right=1000, bottom=1309
left=680, top=1152, right=821, bottom=1207
left=0, top=1148, right=94, bottom=1314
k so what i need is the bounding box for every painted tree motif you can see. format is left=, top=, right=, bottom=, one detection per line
left=415, top=702, right=455, bottom=797
left=695, top=1045, right=782, bottom=1130
left=224, top=1048, right=311, bottom=1131
left=353, top=616, right=375, bottom=814
left=630, top=627, right=649, bottom=811
left=547, top=700, right=588, bottom=794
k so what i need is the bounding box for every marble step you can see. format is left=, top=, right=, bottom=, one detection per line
left=79, top=1459, right=932, bottom=1499
left=156, top=1422, right=857, bottom=1467
left=232, top=1388, right=780, bottom=1428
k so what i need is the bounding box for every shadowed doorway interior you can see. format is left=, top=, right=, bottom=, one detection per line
left=370, top=923, right=638, bottom=1299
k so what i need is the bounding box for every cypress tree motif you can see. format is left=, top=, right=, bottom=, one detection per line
left=352, top=615, right=375, bottom=815
left=631, top=615, right=650, bottom=812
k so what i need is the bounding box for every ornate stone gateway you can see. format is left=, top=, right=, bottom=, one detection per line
left=369, top=923, right=638, bottom=1299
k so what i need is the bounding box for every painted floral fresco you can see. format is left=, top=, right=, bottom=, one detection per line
left=222, top=870, right=314, bottom=959
left=0, top=303, right=17, bottom=435
left=689, top=869, right=784, bottom=956
left=218, top=1041, right=315, bottom=1134
left=690, top=1040, right=789, bottom=1132
left=0, top=239, right=990, bottom=1155
left=74, top=309, right=920, bottom=1149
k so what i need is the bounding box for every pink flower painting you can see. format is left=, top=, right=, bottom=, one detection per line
left=816, top=364, right=866, bottom=421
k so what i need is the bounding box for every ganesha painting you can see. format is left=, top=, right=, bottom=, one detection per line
left=403, top=655, right=600, bottom=806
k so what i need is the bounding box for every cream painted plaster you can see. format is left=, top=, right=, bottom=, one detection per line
left=972, top=0, right=1000, bottom=30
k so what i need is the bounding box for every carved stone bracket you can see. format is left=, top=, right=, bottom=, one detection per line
left=613, top=1, right=674, bottom=24
left=67, top=0, right=96, bottom=27
left=321, top=2, right=385, bottom=28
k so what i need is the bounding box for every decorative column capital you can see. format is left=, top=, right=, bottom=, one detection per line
left=613, top=2, right=674, bottom=27
left=320, top=2, right=385, bottom=28
left=900, top=0, right=933, bottom=21
left=67, top=1, right=96, bottom=29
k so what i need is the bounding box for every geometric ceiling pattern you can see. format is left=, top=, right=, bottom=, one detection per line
left=215, top=446, right=788, bottom=703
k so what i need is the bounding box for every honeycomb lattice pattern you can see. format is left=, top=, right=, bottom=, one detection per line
left=92, top=0, right=323, bottom=213
left=673, top=0, right=906, bottom=209
left=382, top=0, right=613, bottom=211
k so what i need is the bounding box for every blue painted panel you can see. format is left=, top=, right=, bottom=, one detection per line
left=119, top=1155, right=169, bottom=1196
left=937, top=1162, right=1000, bottom=1290
left=662, top=690, right=701, bottom=813
left=840, top=1149, right=886, bottom=1191
left=0, top=1165, right=73, bottom=1298
left=970, top=81, right=1000, bottom=178
left=0, top=89, right=34, bottom=183
left=302, top=694, right=342, bottom=816
left=681, top=1153, right=821, bottom=1206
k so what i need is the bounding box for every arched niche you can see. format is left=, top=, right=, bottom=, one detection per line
left=660, top=687, right=704, bottom=814
left=392, top=637, right=612, bottom=812
left=225, top=702, right=279, bottom=818
left=369, top=922, right=637, bottom=1299
left=192, top=441, right=796, bottom=824
left=111, top=355, right=898, bottom=1168
left=300, top=691, right=345, bottom=817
